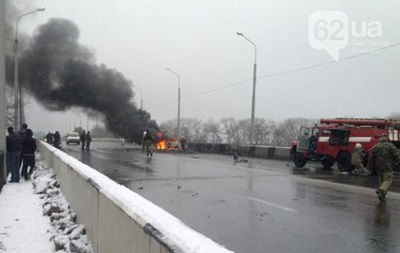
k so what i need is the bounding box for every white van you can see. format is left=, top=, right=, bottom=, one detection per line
left=66, top=132, right=80, bottom=145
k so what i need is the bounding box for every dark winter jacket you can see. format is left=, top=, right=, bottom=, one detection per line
left=22, top=136, right=37, bottom=155
left=143, top=132, right=154, bottom=142
left=86, top=133, right=92, bottom=142
left=18, top=128, right=28, bottom=138
left=7, top=131, right=23, bottom=152
left=80, top=132, right=86, bottom=142
left=54, top=131, right=61, bottom=141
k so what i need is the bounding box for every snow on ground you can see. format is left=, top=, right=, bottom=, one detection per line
left=2, top=142, right=233, bottom=253
left=0, top=168, right=54, bottom=252
left=0, top=159, right=93, bottom=253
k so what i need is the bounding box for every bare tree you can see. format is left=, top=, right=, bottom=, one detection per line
left=159, top=119, right=176, bottom=139
left=202, top=119, right=221, bottom=144
left=387, top=112, right=400, bottom=120
left=161, top=116, right=317, bottom=147
left=236, top=119, right=249, bottom=145
left=220, top=117, right=237, bottom=144
left=253, top=118, right=275, bottom=145
left=182, top=118, right=203, bottom=143
left=272, top=118, right=316, bottom=146
left=160, top=118, right=204, bottom=142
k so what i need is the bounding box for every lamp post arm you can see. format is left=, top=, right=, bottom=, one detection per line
left=165, top=68, right=180, bottom=89
left=15, top=9, right=45, bottom=42
left=240, top=35, right=257, bottom=64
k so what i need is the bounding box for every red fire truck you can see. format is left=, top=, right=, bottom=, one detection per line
left=292, top=118, right=400, bottom=171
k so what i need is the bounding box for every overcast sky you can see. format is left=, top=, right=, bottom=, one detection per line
left=12, top=0, right=400, bottom=133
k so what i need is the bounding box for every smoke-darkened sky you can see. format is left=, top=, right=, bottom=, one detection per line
left=12, top=0, right=400, bottom=133
left=16, top=18, right=158, bottom=141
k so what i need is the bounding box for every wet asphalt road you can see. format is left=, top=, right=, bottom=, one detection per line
left=62, top=142, right=400, bottom=253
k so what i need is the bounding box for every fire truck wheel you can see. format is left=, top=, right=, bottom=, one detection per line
left=294, top=152, right=307, bottom=167
left=321, top=157, right=335, bottom=169
left=337, top=153, right=351, bottom=172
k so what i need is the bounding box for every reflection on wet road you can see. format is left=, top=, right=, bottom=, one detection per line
left=62, top=142, right=400, bottom=253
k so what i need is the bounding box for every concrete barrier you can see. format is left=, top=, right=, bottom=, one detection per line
left=187, top=143, right=291, bottom=161
left=37, top=141, right=233, bottom=253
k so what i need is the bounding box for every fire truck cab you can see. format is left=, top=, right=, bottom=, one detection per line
left=292, top=118, right=400, bottom=172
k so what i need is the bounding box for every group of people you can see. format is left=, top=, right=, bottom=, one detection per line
left=80, top=130, right=92, bottom=150
left=46, top=130, right=92, bottom=150
left=6, top=123, right=36, bottom=182
left=350, top=134, right=400, bottom=201
left=46, top=131, right=61, bottom=148
left=6, top=124, right=95, bottom=182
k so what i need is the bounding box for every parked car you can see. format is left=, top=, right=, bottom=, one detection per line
left=66, top=132, right=80, bottom=145
left=167, top=139, right=180, bottom=150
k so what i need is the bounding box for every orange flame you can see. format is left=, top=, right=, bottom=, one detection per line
left=156, top=140, right=168, bottom=150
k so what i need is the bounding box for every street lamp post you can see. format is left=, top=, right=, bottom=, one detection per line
left=165, top=68, right=181, bottom=140
left=236, top=32, right=257, bottom=145
left=131, top=84, right=143, bottom=110
left=14, top=7, right=45, bottom=128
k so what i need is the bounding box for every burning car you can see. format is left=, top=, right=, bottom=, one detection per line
left=155, top=138, right=180, bottom=151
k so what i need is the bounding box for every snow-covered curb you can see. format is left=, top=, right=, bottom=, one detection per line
left=32, top=161, right=94, bottom=253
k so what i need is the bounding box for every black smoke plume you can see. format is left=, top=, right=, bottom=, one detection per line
left=17, top=18, right=158, bottom=143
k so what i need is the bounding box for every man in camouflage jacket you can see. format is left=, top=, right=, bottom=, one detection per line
left=368, top=134, right=399, bottom=200
left=351, top=143, right=369, bottom=176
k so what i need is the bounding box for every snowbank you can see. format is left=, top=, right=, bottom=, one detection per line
left=32, top=163, right=94, bottom=253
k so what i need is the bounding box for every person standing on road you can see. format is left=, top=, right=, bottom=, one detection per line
left=180, top=137, right=187, bottom=152
left=6, top=127, right=23, bottom=183
left=86, top=131, right=92, bottom=150
left=53, top=131, right=61, bottom=149
left=21, top=129, right=37, bottom=180
left=18, top=123, right=28, bottom=167
left=143, top=130, right=154, bottom=158
left=142, top=130, right=147, bottom=152
left=80, top=130, right=86, bottom=150
left=351, top=143, right=369, bottom=176
left=45, top=132, right=53, bottom=144
left=368, top=134, right=400, bottom=201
